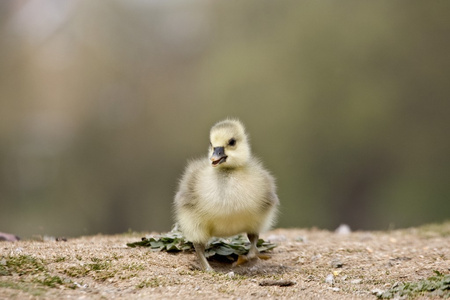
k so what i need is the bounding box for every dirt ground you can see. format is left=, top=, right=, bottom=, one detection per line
left=1, top=223, right=449, bottom=299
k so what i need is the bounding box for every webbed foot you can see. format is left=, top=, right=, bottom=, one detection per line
left=233, top=253, right=271, bottom=267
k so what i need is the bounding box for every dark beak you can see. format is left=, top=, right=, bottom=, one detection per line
left=210, top=147, right=227, bottom=167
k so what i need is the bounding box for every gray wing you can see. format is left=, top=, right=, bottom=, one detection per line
left=174, top=159, right=205, bottom=210
left=260, top=170, right=280, bottom=210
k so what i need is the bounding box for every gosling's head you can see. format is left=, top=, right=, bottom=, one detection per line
left=209, top=119, right=251, bottom=168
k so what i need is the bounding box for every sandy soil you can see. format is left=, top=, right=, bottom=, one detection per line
left=0, top=224, right=449, bottom=299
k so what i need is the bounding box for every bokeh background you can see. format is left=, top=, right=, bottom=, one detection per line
left=1, top=1, right=449, bottom=238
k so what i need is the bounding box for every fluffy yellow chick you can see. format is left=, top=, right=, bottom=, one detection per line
left=174, top=119, right=279, bottom=271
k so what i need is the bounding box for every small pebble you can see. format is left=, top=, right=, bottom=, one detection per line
left=226, top=271, right=235, bottom=279
left=335, top=224, right=351, bottom=235
left=249, top=266, right=258, bottom=272
left=331, top=259, right=343, bottom=268
left=325, top=274, right=334, bottom=285
left=311, top=254, right=322, bottom=261
left=351, top=279, right=362, bottom=284
left=0, top=232, right=20, bottom=242
left=74, top=282, right=88, bottom=289
left=295, top=236, right=307, bottom=242
left=372, top=288, right=384, bottom=296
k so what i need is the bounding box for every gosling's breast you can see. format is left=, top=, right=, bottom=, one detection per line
left=197, top=167, right=270, bottom=217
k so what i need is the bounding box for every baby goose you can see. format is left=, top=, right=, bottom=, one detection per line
left=174, top=119, right=279, bottom=272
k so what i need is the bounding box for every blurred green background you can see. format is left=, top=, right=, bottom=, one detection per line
left=1, top=1, right=449, bottom=238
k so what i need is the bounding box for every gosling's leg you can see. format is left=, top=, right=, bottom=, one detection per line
left=193, top=243, right=214, bottom=272
left=235, top=233, right=259, bottom=266
left=246, top=233, right=258, bottom=260
left=235, top=233, right=270, bottom=266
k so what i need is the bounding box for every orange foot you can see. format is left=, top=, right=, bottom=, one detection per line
left=233, top=253, right=271, bottom=266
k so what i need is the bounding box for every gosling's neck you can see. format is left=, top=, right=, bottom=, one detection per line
left=213, top=163, right=249, bottom=176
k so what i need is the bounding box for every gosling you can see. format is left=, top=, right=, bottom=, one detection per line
left=174, top=119, right=279, bottom=272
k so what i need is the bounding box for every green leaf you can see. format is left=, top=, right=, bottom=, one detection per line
left=376, top=271, right=450, bottom=298
left=127, top=227, right=277, bottom=260
left=214, top=246, right=235, bottom=256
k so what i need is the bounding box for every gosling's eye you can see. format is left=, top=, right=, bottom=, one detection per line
left=228, top=138, right=236, bottom=146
